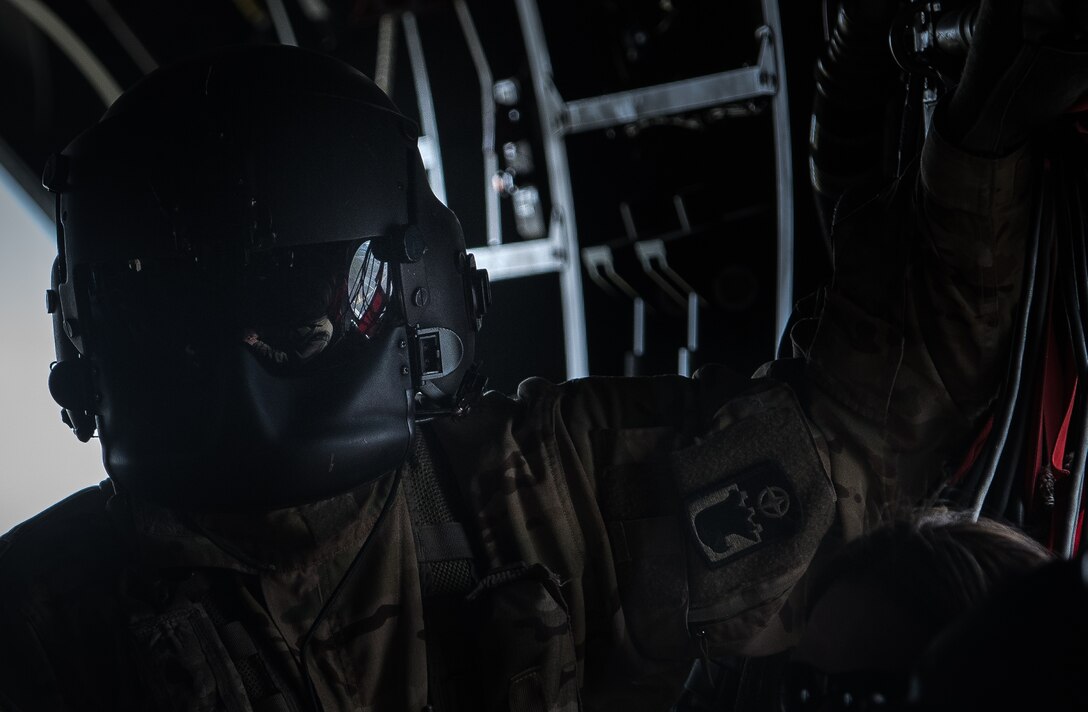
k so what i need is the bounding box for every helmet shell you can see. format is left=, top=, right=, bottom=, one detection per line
left=48, top=45, right=484, bottom=508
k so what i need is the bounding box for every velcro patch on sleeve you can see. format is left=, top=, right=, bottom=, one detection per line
left=668, top=380, right=835, bottom=629
left=687, top=462, right=799, bottom=568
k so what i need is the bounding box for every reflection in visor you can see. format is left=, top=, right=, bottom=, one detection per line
left=243, top=239, right=393, bottom=368
left=347, top=240, right=392, bottom=338
left=242, top=318, right=333, bottom=365
left=88, top=240, right=395, bottom=375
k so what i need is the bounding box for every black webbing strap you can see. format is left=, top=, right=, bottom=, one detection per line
left=403, top=427, right=478, bottom=597
left=403, top=426, right=482, bottom=711
left=200, top=589, right=301, bottom=712
left=416, top=521, right=475, bottom=564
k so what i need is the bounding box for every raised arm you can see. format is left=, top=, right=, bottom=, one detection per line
left=801, top=0, right=1087, bottom=539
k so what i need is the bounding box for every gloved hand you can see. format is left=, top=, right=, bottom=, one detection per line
left=945, top=0, right=1088, bottom=155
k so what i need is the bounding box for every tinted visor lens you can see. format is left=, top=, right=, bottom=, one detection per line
left=90, top=239, right=394, bottom=374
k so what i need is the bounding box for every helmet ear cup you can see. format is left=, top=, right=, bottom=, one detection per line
left=47, top=360, right=96, bottom=442
left=47, top=359, right=92, bottom=410
left=462, top=253, right=491, bottom=331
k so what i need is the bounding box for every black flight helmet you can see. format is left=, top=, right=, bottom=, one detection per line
left=43, top=45, right=491, bottom=509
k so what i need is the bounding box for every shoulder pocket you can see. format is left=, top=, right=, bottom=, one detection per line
left=671, top=382, right=835, bottom=645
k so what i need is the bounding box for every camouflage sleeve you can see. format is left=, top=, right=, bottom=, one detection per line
left=799, top=117, right=1036, bottom=538
left=433, top=372, right=835, bottom=701
left=535, top=371, right=834, bottom=691
left=561, top=370, right=831, bottom=666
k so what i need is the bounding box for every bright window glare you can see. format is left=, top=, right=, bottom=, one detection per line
left=0, top=165, right=101, bottom=533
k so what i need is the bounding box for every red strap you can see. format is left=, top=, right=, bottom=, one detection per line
left=1030, top=261, right=1079, bottom=552
left=1023, top=270, right=1064, bottom=503
left=1050, top=379, right=1078, bottom=472
left=1046, top=379, right=1079, bottom=553
left=950, top=417, right=994, bottom=485
left=1011, top=247, right=1080, bottom=552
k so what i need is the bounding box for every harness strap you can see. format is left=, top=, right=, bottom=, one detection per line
left=404, top=427, right=478, bottom=596
left=200, top=591, right=302, bottom=712
left=416, top=521, right=475, bottom=564
left=403, top=426, right=481, bottom=711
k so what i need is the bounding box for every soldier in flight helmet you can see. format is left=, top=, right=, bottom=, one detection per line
left=1, top=1, right=1085, bottom=708
left=42, top=46, right=489, bottom=508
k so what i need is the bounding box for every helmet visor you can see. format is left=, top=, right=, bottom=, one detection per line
left=89, top=239, right=396, bottom=376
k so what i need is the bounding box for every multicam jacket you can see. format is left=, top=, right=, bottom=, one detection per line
left=0, top=129, right=1034, bottom=712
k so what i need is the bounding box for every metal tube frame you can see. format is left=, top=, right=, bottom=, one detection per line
left=511, top=0, right=590, bottom=379
left=453, top=0, right=503, bottom=247
left=86, top=0, right=158, bottom=73
left=759, top=0, right=795, bottom=356
left=374, top=13, right=397, bottom=96
left=562, top=51, right=775, bottom=135
left=265, top=0, right=299, bottom=46
left=403, top=11, right=449, bottom=206
left=6, top=0, right=123, bottom=106
left=470, top=0, right=793, bottom=378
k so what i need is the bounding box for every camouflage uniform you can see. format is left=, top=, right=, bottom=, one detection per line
left=0, top=128, right=1034, bottom=711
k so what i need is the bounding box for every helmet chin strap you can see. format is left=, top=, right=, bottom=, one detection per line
left=413, top=362, right=488, bottom=422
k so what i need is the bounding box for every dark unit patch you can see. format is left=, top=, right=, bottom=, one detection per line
left=686, top=462, right=800, bottom=567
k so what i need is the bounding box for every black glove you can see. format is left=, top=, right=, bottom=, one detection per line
left=946, top=0, right=1088, bottom=155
